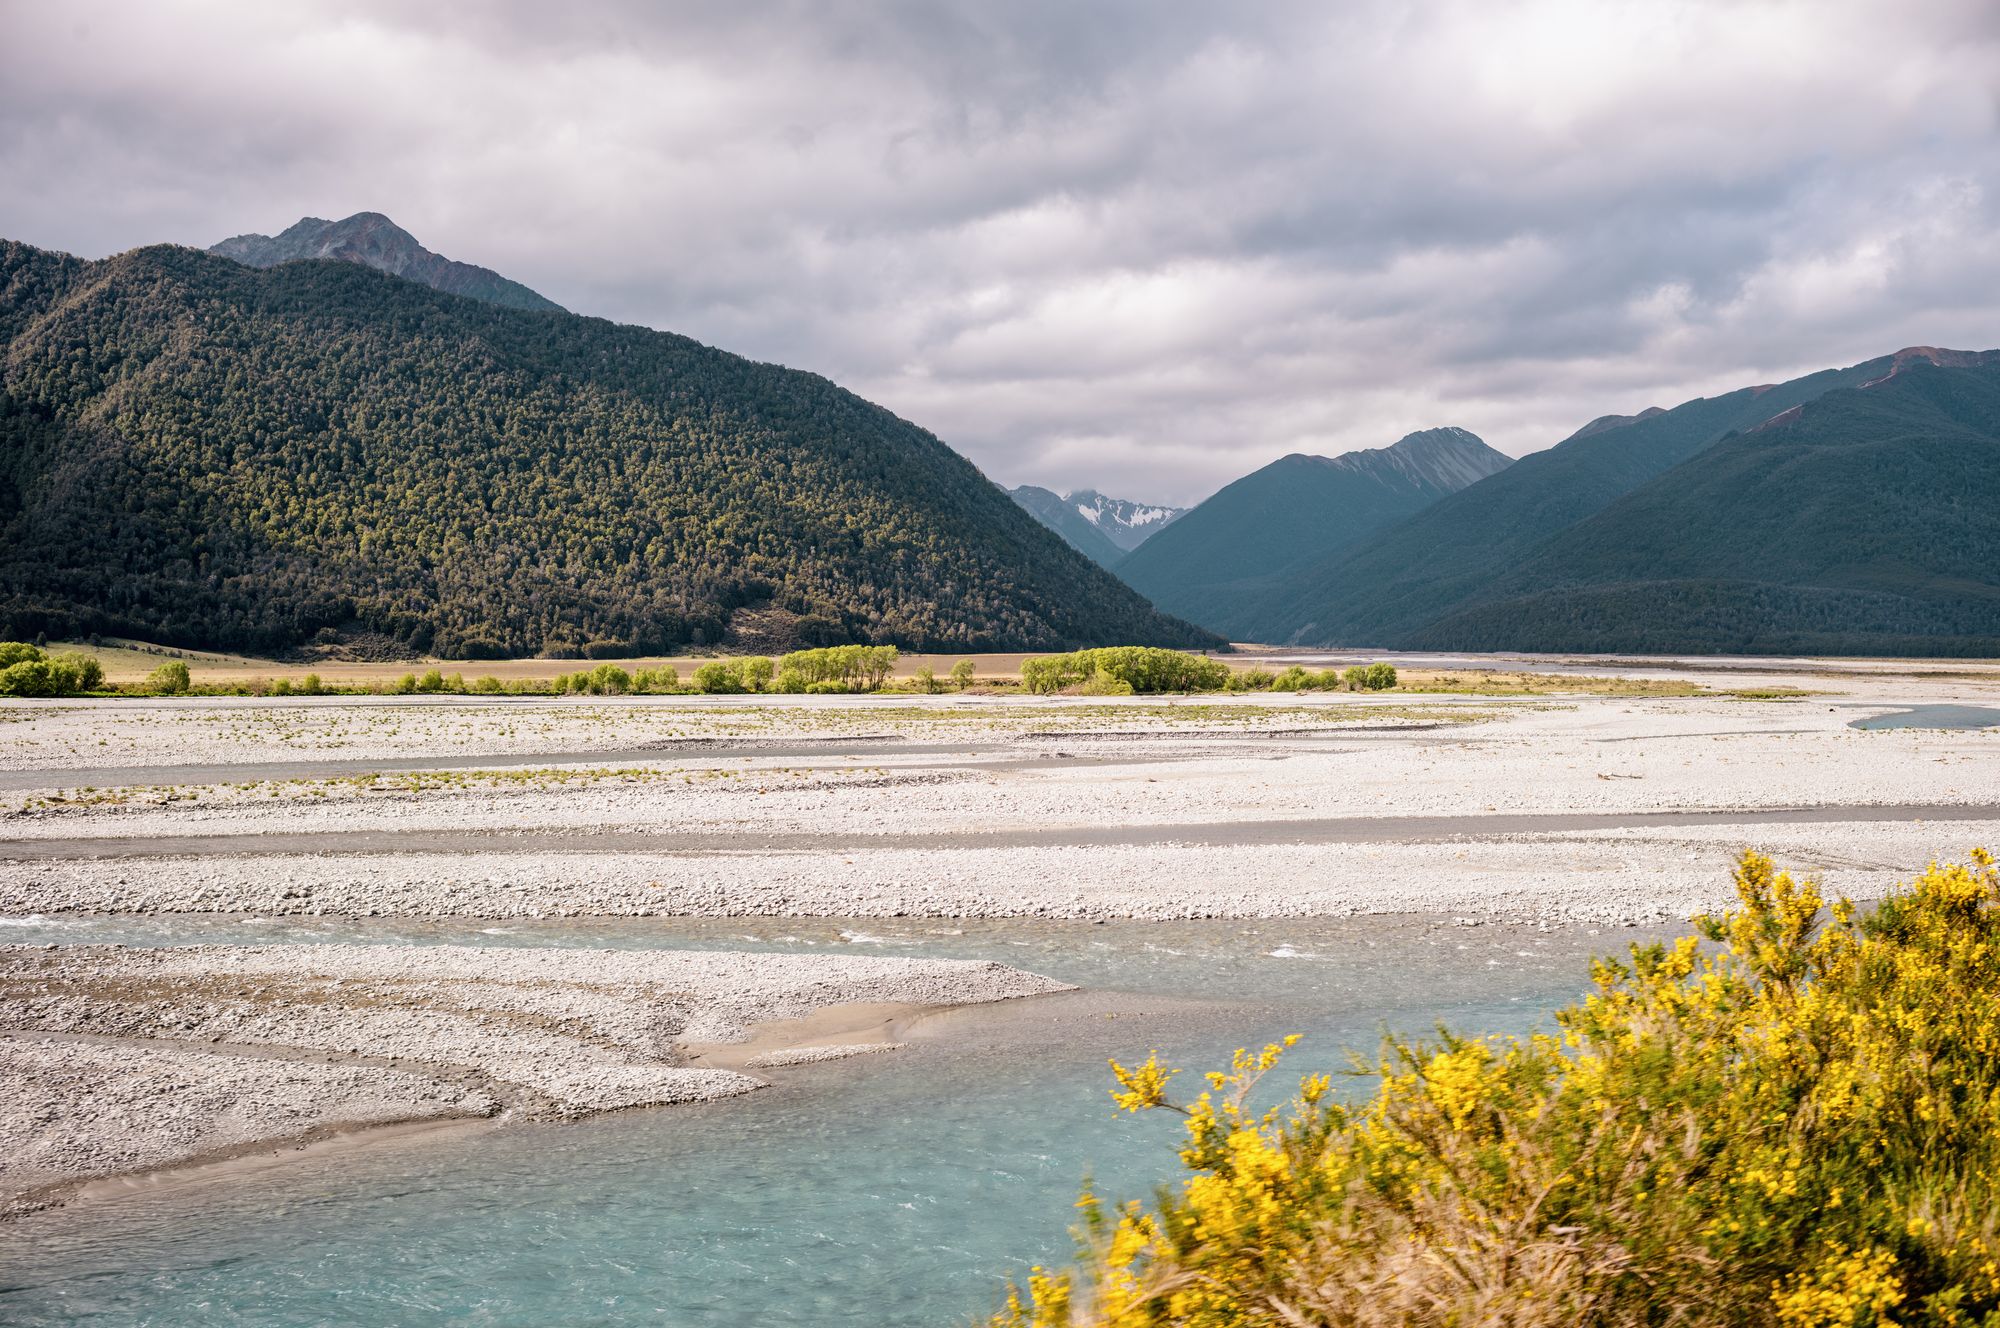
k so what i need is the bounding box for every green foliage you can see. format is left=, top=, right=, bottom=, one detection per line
left=777, top=645, right=898, bottom=691
left=0, top=659, right=60, bottom=696
left=50, top=651, right=102, bottom=691
left=1338, top=662, right=1397, bottom=691
left=690, top=660, right=749, bottom=694
left=1117, top=430, right=1509, bottom=638
left=0, top=240, right=1217, bottom=656
left=1257, top=354, right=2000, bottom=655
left=914, top=665, right=940, bottom=693
left=145, top=660, right=191, bottom=695
left=1078, top=667, right=1135, bottom=696
left=1022, top=647, right=1232, bottom=695
left=1000, top=851, right=2000, bottom=1327
left=1269, top=665, right=1313, bottom=691
left=951, top=659, right=976, bottom=689
left=0, top=644, right=104, bottom=696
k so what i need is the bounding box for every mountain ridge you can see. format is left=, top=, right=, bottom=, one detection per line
left=1396, top=353, right=2000, bottom=654
left=0, top=236, right=1216, bottom=656
left=210, top=212, right=564, bottom=313
left=1007, top=485, right=1185, bottom=566
left=1115, top=427, right=1512, bottom=638
left=1254, top=353, right=1928, bottom=646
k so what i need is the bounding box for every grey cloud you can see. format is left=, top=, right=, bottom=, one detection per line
left=3, top=0, right=1997, bottom=505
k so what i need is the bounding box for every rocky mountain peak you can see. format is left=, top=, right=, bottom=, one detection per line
left=210, top=212, right=564, bottom=313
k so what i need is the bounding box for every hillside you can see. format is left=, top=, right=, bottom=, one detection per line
left=1403, top=353, right=2000, bottom=654
left=211, top=213, right=564, bottom=312
left=1256, top=352, right=1926, bottom=646
left=1007, top=486, right=1129, bottom=566
left=1116, top=427, right=1511, bottom=638
left=0, top=237, right=1216, bottom=657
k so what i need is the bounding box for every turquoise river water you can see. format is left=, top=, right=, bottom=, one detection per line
left=0, top=913, right=1678, bottom=1327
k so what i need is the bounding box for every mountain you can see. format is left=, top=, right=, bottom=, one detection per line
left=1255, top=352, right=1928, bottom=647
left=1115, top=427, right=1512, bottom=639
left=0, top=238, right=1217, bottom=657
left=1068, top=490, right=1187, bottom=552
left=1007, top=486, right=1184, bottom=566
left=1008, top=486, right=1128, bottom=566
left=1399, top=350, right=2000, bottom=654
left=210, top=213, right=564, bottom=313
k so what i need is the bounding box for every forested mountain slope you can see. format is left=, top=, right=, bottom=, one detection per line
left=0, top=238, right=1215, bottom=657
left=1116, top=427, right=1510, bottom=638
left=1404, top=354, right=2000, bottom=654
left=1257, top=351, right=1927, bottom=646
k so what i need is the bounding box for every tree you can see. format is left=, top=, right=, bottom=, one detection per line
left=950, top=659, right=976, bottom=690
left=147, top=661, right=192, bottom=695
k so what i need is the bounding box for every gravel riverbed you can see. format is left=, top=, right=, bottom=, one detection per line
left=3, top=660, right=1996, bottom=1210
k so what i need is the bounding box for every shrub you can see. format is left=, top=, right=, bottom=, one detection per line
left=778, top=645, right=898, bottom=691
left=146, top=661, right=192, bottom=695
left=299, top=673, right=324, bottom=695
left=392, top=672, right=420, bottom=694
left=805, top=679, right=850, bottom=694
left=1022, top=648, right=1231, bottom=695
left=0, top=659, right=61, bottom=697
left=49, top=651, right=103, bottom=692
left=1078, top=667, right=1136, bottom=696
left=1229, top=666, right=1275, bottom=692
left=995, top=850, right=2000, bottom=1328
left=472, top=675, right=503, bottom=694
left=632, top=665, right=679, bottom=693
left=587, top=664, right=632, bottom=695
left=416, top=668, right=448, bottom=693
left=1270, top=665, right=1313, bottom=692
left=740, top=657, right=774, bottom=693
left=914, top=665, right=940, bottom=694
left=770, top=668, right=809, bottom=694
left=1365, top=662, right=1397, bottom=690
left=951, top=659, right=976, bottom=690
left=0, top=641, right=45, bottom=668
left=691, top=661, right=746, bottom=694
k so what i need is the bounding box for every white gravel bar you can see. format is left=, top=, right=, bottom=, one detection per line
left=0, top=942, right=1069, bottom=1211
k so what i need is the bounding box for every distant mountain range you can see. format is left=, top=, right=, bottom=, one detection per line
left=1008, top=486, right=1186, bottom=566
left=0, top=227, right=1214, bottom=657
left=1115, top=428, right=1512, bottom=637
left=1219, top=347, right=2000, bottom=655
left=211, top=213, right=564, bottom=313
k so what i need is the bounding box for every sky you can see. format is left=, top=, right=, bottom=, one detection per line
left=4, top=1, right=1998, bottom=506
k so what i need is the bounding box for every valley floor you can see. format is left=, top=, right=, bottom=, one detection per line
left=3, top=652, right=1996, bottom=1212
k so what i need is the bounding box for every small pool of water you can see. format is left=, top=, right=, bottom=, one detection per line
left=0, top=914, right=1677, bottom=1327
left=1849, top=704, right=2000, bottom=731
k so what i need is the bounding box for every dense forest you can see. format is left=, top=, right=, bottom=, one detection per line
left=1251, top=353, right=1923, bottom=646
left=1250, top=347, right=2000, bottom=655
left=0, top=239, right=1214, bottom=657
left=1404, top=357, right=2000, bottom=654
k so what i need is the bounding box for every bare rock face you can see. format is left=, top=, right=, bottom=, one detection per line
left=210, top=212, right=565, bottom=312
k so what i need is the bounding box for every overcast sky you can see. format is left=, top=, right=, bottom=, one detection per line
left=4, top=1, right=1997, bottom=505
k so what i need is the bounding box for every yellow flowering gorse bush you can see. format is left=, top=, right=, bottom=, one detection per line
left=994, top=850, right=2000, bottom=1327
